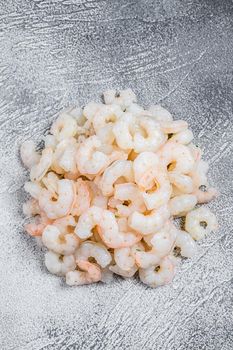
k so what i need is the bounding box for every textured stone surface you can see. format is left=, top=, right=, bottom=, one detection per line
left=0, top=1, right=233, bottom=349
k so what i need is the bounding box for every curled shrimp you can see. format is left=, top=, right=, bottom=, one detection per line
left=50, top=113, right=78, bottom=141
left=24, top=211, right=52, bottom=236
left=133, top=151, right=160, bottom=190
left=185, top=207, right=218, bottom=240
left=158, top=142, right=195, bottom=174
left=169, top=194, right=197, bottom=217
left=169, top=129, right=193, bottom=145
left=75, top=241, right=112, bottom=268
left=160, top=120, right=188, bottom=134
left=52, top=138, right=78, bottom=174
left=20, top=140, right=40, bottom=169
left=45, top=251, right=76, bottom=276
left=193, top=187, right=219, bottom=204
left=103, top=88, right=137, bottom=110
left=168, top=171, right=194, bottom=194
left=42, top=224, right=79, bottom=255
left=99, top=160, right=134, bottom=196
left=30, top=148, right=53, bottom=182
left=71, top=179, right=91, bottom=216
left=148, top=105, right=173, bottom=122
left=135, top=223, right=177, bottom=268
left=174, top=229, right=197, bottom=258
left=114, top=183, right=146, bottom=217
left=39, top=179, right=76, bottom=219
left=76, top=135, right=109, bottom=175
left=139, top=256, right=175, bottom=287
left=42, top=172, right=59, bottom=198
left=133, top=117, right=166, bottom=153
left=23, top=198, right=41, bottom=217
left=109, top=264, right=138, bottom=278
left=66, top=261, right=101, bottom=286
left=113, top=113, right=136, bottom=150
left=141, top=171, right=172, bottom=211
left=75, top=206, right=141, bottom=248
left=189, top=159, right=209, bottom=188
left=92, top=104, right=122, bottom=132
left=129, top=205, right=170, bottom=235
left=88, top=181, right=108, bottom=209
left=114, top=242, right=144, bottom=271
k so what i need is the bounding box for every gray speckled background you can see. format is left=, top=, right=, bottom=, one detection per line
left=0, top=1, right=233, bottom=349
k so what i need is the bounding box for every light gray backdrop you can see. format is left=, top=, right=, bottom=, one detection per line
left=0, top=1, right=232, bottom=349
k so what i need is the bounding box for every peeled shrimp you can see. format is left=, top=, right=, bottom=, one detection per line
left=133, top=117, right=166, bottom=153
left=45, top=251, right=76, bottom=276
left=103, top=88, right=137, bottom=110
left=92, top=104, right=122, bottom=132
left=76, top=135, right=109, bottom=175
left=160, top=120, right=188, bottom=134
left=42, top=172, right=59, bottom=198
left=75, top=206, right=141, bottom=248
left=109, top=264, right=138, bottom=278
left=23, top=198, right=41, bottom=217
left=20, top=140, right=40, bottom=169
left=133, top=151, right=160, bottom=190
left=185, top=207, right=218, bottom=240
left=169, top=129, right=193, bottom=145
left=148, top=105, right=173, bottom=122
left=114, top=242, right=144, bottom=271
left=169, top=194, right=197, bottom=217
left=114, top=183, right=146, bottom=217
left=75, top=241, right=111, bottom=268
left=168, top=172, right=194, bottom=194
left=66, top=261, right=101, bottom=285
left=129, top=205, right=170, bottom=235
left=50, top=113, right=78, bottom=141
left=113, top=113, right=136, bottom=150
left=159, top=142, right=195, bottom=174
left=42, top=224, right=79, bottom=255
left=39, top=179, right=76, bottom=219
left=99, top=160, right=134, bottom=196
left=174, top=229, right=197, bottom=258
left=30, top=148, right=53, bottom=182
left=71, top=179, right=91, bottom=216
left=194, top=187, right=219, bottom=204
left=139, top=256, right=175, bottom=287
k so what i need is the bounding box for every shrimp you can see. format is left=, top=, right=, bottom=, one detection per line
left=148, top=105, right=173, bottom=122
left=141, top=171, right=172, bottom=210
left=133, top=152, right=160, bottom=190
left=139, top=256, right=175, bottom=287
left=185, top=207, right=218, bottom=240
left=45, top=251, right=76, bottom=276
left=44, top=134, right=57, bottom=150
left=99, top=160, right=134, bottom=196
left=24, top=181, right=43, bottom=200
left=113, top=113, right=136, bottom=150
left=92, top=104, right=122, bottom=132
left=158, top=142, right=195, bottom=174
left=83, top=102, right=102, bottom=121
left=39, top=179, right=76, bottom=219
left=169, top=129, right=193, bottom=145
left=174, top=229, right=197, bottom=258
left=52, top=138, right=78, bottom=175
left=76, top=135, right=109, bottom=175
left=24, top=211, right=53, bottom=236
left=71, top=179, right=91, bottom=216
left=193, top=187, right=219, bottom=204
left=30, top=148, right=53, bottom=182
left=160, top=120, right=188, bottom=134
left=42, top=224, right=79, bottom=255
left=128, top=205, right=170, bottom=235
left=20, top=140, right=40, bottom=169
left=66, top=261, right=102, bottom=285
left=190, top=159, right=209, bottom=188
left=75, top=206, right=141, bottom=248
left=109, top=264, right=138, bottom=278
left=135, top=223, right=177, bottom=268
left=53, top=215, right=77, bottom=234
left=88, top=181, right=108, bottom=209
left=133, top=117, right=166, bottom=153
left=23, top=198, right=41, bottom=217
left=41, top=172, right=59, bottom=198
left=75, top=241, right=112, bottom=268
left=103, top=88, right=137, bottom=110
left=168, top=171, right=194, bottom=194
left=50, top=113, right=78, bottom=141
left=100, top=268, right=114, bottom=284
left=114, top=242, right=144, bottom=271
left=169, top=194, right=197, bottom=217
left=114, top=183, right=146, bottom=217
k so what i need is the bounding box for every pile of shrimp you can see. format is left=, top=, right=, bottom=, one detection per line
left=21, top=89, right=218, bottom=288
